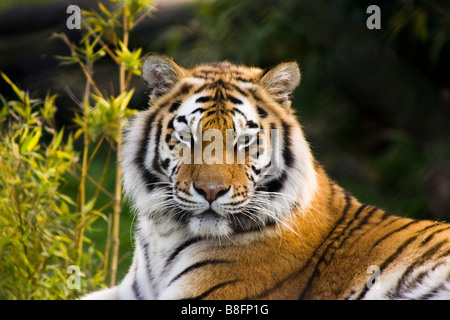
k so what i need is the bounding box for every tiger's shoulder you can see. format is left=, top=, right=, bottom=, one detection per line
left=296, top=164, right=450, bottom=299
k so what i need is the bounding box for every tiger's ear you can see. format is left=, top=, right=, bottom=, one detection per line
left=141, top=53, right=186, bottom=100
left=260, top=62, right=300, bottom=108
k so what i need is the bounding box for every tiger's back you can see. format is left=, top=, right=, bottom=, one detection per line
left=83, top=54, right=450, bottom=300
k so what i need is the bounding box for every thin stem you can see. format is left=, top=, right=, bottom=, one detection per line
left=67, top=166, right=115, bottom=199
left=87, top=135, right=105, bottom=170
left=103, top=211, right=113, bottom=282
left=75, top=104, right=90, bottom=264
left=75, top=54, right=92, bottom=264
left=92, top=147, right=112, bottom=203
left=109, top=8, right=129, bottom=287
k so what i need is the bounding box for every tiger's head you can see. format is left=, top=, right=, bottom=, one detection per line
left=122, top=53, right=317, bottom=238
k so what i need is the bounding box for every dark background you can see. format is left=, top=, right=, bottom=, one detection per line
left=1, top=0, right=449, bottom=279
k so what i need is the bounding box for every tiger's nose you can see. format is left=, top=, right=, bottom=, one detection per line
left=193, top=184, right=230, bottom=201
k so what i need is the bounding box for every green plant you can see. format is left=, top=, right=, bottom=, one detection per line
left=0, top=0, right=155, bottom=299
left=0, top=73, right=84, bottom=299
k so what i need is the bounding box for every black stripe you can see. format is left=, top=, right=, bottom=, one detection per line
left=223, top=198, right=248, bottom=206
left=371, top=220, right=421, bottom=250
left=169, top=163, right=178, bottom=179
left=229, top=83, right=249, bottom=97
left=206, top=109, right=216, bottom=117
left=233, top=108, right=247, bottom=120
left=135, top=227, right=158, bottom=297
left=183, top=280, right=239, bottom=300
left=135, top=112, right=157, bottom=167
left=247, top=120, right=259, bottom=128
left=196, top=96, right=212, bottom=103
left=235, top=76, right=250, bottom=83
left=356, top=234, right=420, bottom=300
left=213, top=88, right=225, bottom=101
left=247, top=88, right=262, bottom=102
left=135, top=111, right=162, bottom=192
left=327, top=180, right=336, bottom=209
left=352, top=208, right=393, bottom=247
left=437, top=248, right=450, bottom=259
left=168, top=260, right=231, bottom=286
left=132, top=274, right=144, bottom=300
left=161, top=158, right=170, bottom=170
left=281, top=120, right=294, bottom=168
left=379, top=210, right=393, bottom=221
left=165, top=238, right=204, bottom=269
left=375, top=215, right=402, bottom=232
left=343, top=206, right=379, bottom=248
left=257, top=106, right=268, bottom=118
left=262, top=170, right=287, bottom=193
left=169, top=101, right=181, bottom=112
left=210, top=79, right=229, bottom=89
left=176, top=115, right=187, bottom=124
left=251, top=165, right=261, bottom=175
left=194, top=83, right=209, bottom=94
left=322, top=202, right=366, bottom=250
left=388, top=240, right=447, bottom=299
left=178, top=83, right=193, bottom=96
left=191, top=107, right=205, bottom=114
left=152, top=118, right=164, bottom=175
left=227, top=95, right=243, bottom=104
left=343, top=290, right=357, bottom=300
left=141, top=169, right=161, bottom=192
left=176, top=195, right=199, bottom=204
left=420, top=226, right=450, bottom=246
left=198, top=69, right=217, bottom=75
left=419, top=277, right=449, bottom=300
left=167, top=117, right=175, bottom=130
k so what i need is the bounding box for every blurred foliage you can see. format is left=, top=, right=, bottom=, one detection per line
left=0, top=73, right=103, bottom=299
left=165, top=0, right=450, bottom=220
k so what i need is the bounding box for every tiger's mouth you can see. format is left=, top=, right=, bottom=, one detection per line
left=173, top=203, right=271, bottom=238
left=201, top=209, right=221, bottom=218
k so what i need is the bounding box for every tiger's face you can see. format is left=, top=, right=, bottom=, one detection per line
left=122, top=54, right=317, bottom=238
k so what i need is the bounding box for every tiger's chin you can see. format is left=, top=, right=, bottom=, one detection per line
left=179, top=208, right=270, bottom=238
left=187, top=211, right=234, bottom=238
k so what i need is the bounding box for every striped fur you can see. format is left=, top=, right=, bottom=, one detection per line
left=82, top=54, right=450, bottom=300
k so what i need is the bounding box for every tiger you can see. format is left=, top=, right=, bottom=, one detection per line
left=82, top=53, right=450, bottom=300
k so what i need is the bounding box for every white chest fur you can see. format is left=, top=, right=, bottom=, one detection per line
left=118, top=219, right=220, bottom=299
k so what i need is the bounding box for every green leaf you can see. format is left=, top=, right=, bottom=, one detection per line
left=98, top=2, right=112, bottom=17
left=1, top=72, right=24, bottom=102
left=20, top=127, right=41, bottom=154
left=51, top=128, right=64, bottom=150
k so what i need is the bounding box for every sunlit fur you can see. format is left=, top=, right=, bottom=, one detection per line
left=82, top=54, right=450, bottom=300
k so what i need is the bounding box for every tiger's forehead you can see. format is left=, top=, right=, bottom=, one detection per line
left=189, top=62, right=263, bottom=83
left=170, top=64, right=262, bottom=131
left=154, top=62, right=267, bottom=133
left=175, top=81, right=259, bottom=132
